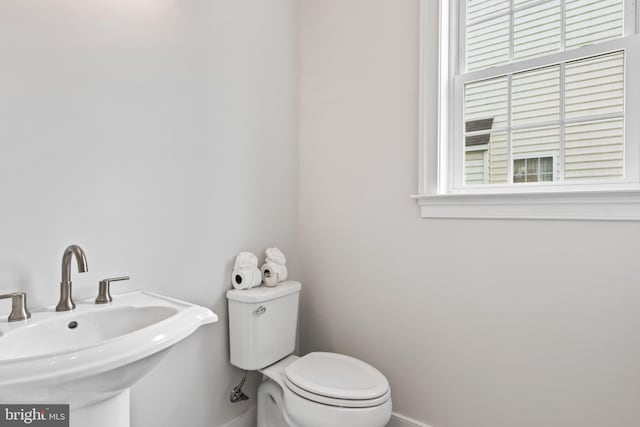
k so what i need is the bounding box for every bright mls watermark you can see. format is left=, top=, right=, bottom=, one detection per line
left=0, top=405, right=68, bottom=426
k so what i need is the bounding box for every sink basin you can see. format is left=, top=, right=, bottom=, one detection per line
left=0, top=305, right=179, bottom=361
left=0, top=291, right=217, bottom=426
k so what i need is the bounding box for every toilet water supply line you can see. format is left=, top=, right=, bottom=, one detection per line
left=230, top=370, right=250, bottom=403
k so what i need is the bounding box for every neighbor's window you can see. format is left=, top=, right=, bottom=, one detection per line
left=513, top=156, right=555, bottom=183
left=454, top=0, right=638, bottom=189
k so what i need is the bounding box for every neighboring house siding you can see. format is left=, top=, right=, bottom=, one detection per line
left=463, top=53, right=624, bottom=185
left=565, top=118, right=624, bottom=180
left=488, top=133, right=508, bottom=184
left=464, top=149, right=489, bottom=185
left=462, top=0, right=625, bottom=186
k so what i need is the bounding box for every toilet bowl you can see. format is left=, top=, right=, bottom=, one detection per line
left=257, top=353, right=391, bottom=427
left=227, top=281, right=392, bottom=427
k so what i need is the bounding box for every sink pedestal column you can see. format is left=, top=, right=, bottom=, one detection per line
left=71, top=389, right=130, bottom=427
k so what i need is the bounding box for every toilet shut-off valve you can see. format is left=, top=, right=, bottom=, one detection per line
left=230, top=370, right=250, bottom=403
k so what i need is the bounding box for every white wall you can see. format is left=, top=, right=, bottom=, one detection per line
left=299, top=1, right=640, bottom=427
left=0, top=1, right=298, bottom=426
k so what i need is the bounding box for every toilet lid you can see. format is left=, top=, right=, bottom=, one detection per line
left=284, top=352, right=390, bottom=405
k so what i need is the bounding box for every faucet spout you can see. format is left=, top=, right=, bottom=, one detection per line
left=56, top=244, right=88, bottom=312
left=61, top=244, right=88, bottom=283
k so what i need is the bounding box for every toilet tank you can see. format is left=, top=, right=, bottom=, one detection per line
left=226, top=281, right=301, bottom=370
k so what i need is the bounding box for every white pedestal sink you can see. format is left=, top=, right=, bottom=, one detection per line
left=0, top=291, right=217, bottom=427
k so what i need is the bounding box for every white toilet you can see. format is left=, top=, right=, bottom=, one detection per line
left=227, top=281, right=392, bottom=427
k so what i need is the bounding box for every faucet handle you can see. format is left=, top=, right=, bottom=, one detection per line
left=95, top=276, right=130, bottom=304
left=0, top=292, right=31, bottom=322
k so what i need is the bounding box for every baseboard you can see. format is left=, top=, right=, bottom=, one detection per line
left=387, top=412, right=432, bottom=427
left=221, top=406, right=428, bottom=427
left=220, top=406, right=257, bottom=427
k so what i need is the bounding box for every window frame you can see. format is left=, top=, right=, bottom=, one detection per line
left=415, top=0, right=640, bottom=220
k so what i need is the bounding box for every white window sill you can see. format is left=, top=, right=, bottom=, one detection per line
left=412, top=189, right=640, bottom=221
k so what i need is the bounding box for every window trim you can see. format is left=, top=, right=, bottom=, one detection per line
left=416, top=0, right=640, bottom=220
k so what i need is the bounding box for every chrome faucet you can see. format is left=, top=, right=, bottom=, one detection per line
left=55, top=244, right=88, bottom=312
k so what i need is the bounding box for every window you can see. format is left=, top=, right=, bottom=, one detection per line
left=461, top=0, right=633, bottom=188
left=513, top=156, right=555, bottom=182
left=415, top=0, right=640, bottom=220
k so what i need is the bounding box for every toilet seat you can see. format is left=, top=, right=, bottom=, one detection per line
left=283, top=352, right=390, bottom=408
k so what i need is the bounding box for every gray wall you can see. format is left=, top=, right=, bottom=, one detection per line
left=0, top=1, right=298, bottom=426
left=299, top=1, right=640, bottom=426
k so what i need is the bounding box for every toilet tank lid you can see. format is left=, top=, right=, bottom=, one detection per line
left=226, top=281, right=301, bottom=303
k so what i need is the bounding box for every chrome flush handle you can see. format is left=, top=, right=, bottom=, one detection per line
left=95, top=276, right=130, bottom=304
left=0, top=292, right=31, bottom=322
